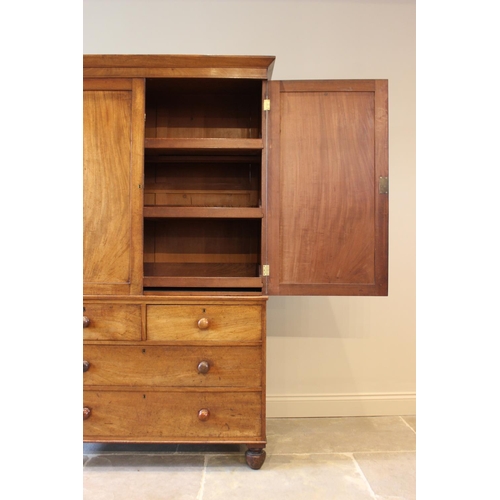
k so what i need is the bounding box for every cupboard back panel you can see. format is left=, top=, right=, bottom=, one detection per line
left=144, top=219, right=261, bottom=278
left=144, top=161, right=261, bottom=207
left=145, top=79, right=262, bottom=139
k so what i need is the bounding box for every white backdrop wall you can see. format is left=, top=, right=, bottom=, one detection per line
left=83, top=0, right=416, bottom=417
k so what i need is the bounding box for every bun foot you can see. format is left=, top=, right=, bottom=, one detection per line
left=245, top=448, right=266, bottom=470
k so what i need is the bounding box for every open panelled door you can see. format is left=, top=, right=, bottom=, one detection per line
left=266, top=80, right=388, bottom=296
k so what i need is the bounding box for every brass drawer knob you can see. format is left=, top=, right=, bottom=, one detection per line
left=198, top=408, right=210, bottom=421
left=83, top=316, right=91, bottom=328
left=197, top=361, right=210, bottom=374
left=197, top=317, right=209, bottom=330
left=83, top=407, right=91, bottom=420
left=83, top=361, right=90, bottom=372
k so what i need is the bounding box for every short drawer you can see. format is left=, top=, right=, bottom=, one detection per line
left=83, top=390, right=263, bottom=440
left=83, top=303, right=141, bottom=341
left=83, top=345, right=262, bottom=387
left=146, top=305, right=262, bottom=341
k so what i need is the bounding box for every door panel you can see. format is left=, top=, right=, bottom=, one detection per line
left=267, top=80, right=388, bottom=296
left=83, top=79, right=145, bottom=295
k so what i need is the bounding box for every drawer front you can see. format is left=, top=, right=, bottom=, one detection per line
left=83, top=303, right=141, bottom=341
left=83, top=345, right=261, bottom=387
left=83, top=390, right=262, bottom=440
left=147, top=305, right=262, bottom=341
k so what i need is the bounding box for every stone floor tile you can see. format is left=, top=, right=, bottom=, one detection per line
left=374, top=497, right=412, bottom=500
left=401, top=415, right=416, bottom=432
left=266, top=417, right=416, bottom=455
left=202, top=453, right=374, bottom=500
left=354, top=451, right=416, bottom=500
left=85, top=453, right=205, bottom=469
left=83, top=454, right=205, bottom=500
left=82, top=417, right=417, bottom=499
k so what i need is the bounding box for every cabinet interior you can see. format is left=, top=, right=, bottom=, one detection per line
left=144, top=154, right=262, bottom=208
left=145, top=78, right=262, bottom=139
left=142, top=78, right=265, bottom=293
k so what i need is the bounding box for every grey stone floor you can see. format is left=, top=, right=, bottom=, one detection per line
left=83, top=415, right=416, bottom=500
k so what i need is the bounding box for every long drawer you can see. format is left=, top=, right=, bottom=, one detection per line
left=146, top=304, right=262, bottom=341
left=83, top=345, right=261, bottom=387
left=83, top=303, right=142, bottom=341
left=83, top=390, right=263, bottom=440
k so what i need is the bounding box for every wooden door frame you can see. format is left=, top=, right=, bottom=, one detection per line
left=266, top=79, right=388, bottom=296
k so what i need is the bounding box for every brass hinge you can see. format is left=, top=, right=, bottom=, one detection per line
left=263, top=99, right=270, bottom=111
left=379, top=177, right=389, bottom=194
left=262, top=264, right=270, bottom=277
left=144, top=113, right=146, bottom=122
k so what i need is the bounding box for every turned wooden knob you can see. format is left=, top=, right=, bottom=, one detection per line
left=197, top=317, right=209, bottom=330
left=198, top=408, right=210, bottom=421
left=83, top=407, right=91, bottom=420
left=83, top=361, right=90, bottom=372
left=197, top=361, right=210, bottom=374
left=83, top=316, right=91, bottom=328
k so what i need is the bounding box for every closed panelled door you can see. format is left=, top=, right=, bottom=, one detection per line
left=267, top=80, right=388, bottom=296
left=83, top=78, right=145, bottom=295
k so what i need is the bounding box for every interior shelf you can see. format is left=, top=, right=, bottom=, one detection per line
left=144, top=138, right=263, bottom=153
left=143, top=207, right=263, bottom=218
left=143, top=218, right=262, bottom=290
left=143, top=276, right=263, bottom=289
left=144, top=153, right=262, bottom=210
